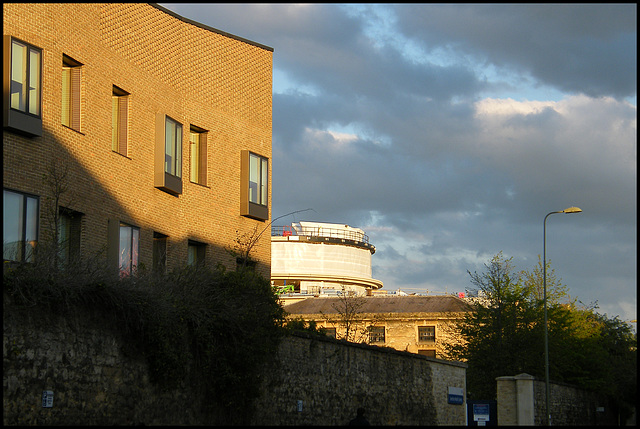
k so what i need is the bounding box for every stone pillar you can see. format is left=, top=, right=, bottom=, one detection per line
left=496, top=373, right=535, bottom=426
left=514, top=373, right=535, bottom=425
left=496, top=375, right=517, bottom=425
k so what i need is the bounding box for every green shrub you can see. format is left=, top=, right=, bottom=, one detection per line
left=3, top=261, right=285, bottom=424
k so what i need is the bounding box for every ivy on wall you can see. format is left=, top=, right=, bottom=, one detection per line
left=3, top=260, right=285, bottom=424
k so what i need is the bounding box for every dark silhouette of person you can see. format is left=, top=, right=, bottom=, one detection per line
left=349, top=407, right=370, bottom=426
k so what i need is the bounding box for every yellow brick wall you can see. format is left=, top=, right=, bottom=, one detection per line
left=3, top=3, right=273, bottom=275
left=303, top=313, right=465, bottom=358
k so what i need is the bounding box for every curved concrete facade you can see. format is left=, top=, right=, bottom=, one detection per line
left=272, top=222, right=383, bottom=295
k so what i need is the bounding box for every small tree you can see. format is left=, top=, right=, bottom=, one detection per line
left=227, top=209, right=315, bottom=270
left=319, top=286, right=385, bottom=344
left=39, top=157, right=78, bottom=271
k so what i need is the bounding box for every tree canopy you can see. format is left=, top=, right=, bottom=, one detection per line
left=444, top=252, right=636, bottom=421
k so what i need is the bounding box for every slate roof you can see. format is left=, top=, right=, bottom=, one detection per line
left=284, top=295, right=473, bottom=315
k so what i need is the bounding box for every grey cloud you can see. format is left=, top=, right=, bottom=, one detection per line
left=394, top=4, right=637, bottom=99
left=161, top=4, right=636, bottom=321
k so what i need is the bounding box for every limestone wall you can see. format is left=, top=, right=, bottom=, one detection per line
left=251, top=332, right=467, bottom=425
left=4, top=305, right=467, bottom=425
left=496, top=373, right=618, bottom=426
left=3, top=306, right=204, bottom=425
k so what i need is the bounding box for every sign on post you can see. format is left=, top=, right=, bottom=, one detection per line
left=473, top=403, right=490, bottom=425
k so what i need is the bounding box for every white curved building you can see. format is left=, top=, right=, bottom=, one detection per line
left=271, top=221, right=383, bottom=296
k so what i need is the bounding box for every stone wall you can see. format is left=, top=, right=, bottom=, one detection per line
left=3, top=306, right=205, bottom=425
left=251, top=332, right=467, bottom=426
left=532, top=378, right=617, bottom=426
left=496, top=373, right=618, bottom=426
left=4, top=304, right=467, bottom=425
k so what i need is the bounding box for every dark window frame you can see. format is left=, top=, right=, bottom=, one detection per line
left=187, top=239, right=206, bottom=266
left=153, top=231, right=167, bottom=274
left=57, top=207, right=82, bottom=269
left=3, top=188, right=40, bottom=263
left=154, top=113, right=183, bottom=196
left=418, top=325, right=436, bottom=343
left=368, top=326, right=386, bottom=344
left=3, top=36, right=43, bottom=136
left=240, top=150, right=269, bottom=220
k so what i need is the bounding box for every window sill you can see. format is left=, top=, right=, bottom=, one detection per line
left=189, top=181, right=210, bottom=189
left=112, top=150, right=131, bottom=160
left=61, top=124, right=85, bottom=135
left=4, top=109, right=42, bottom=137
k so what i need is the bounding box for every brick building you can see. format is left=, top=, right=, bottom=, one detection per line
left=3, top=4, right=273, bottom=275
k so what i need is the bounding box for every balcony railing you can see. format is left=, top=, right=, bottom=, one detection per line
left=271, top=224, right=370, bottom=245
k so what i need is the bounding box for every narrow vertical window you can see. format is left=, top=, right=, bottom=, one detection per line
left=189, top=126, right=207, bottom=185
left=165, top=117, right=182, bottom=178
left=154, top=114, right=183, bottom=196
left=3, top=189, right=39, bottom=262
left=58, top=208, right=82, bottom=269
left=153, top=232, right=167, bottom=274
left=248, top=152, right=269, bottom=206
left=62, top=55, right=82, bottom=131
left=240, top=150, right=269, bottom=220
left=118, top=223, right=139, bottom=277
left=112, top=86, right=129, bottom=156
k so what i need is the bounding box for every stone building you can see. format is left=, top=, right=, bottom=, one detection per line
left=283, top=294, right=472, bottom=358
left=3, top=3, right=273, bottom=275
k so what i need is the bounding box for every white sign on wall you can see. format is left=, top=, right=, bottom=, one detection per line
left=42, top=391, right=54, bottom=408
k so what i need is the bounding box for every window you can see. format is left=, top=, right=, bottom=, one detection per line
left=240, top=150, right=269, bottom=220
left=250, top=152, right=268, bottom=206
left=189, top=126, right=207, bottom=185
left=418, top=349, right=436, bottom=358
left=368, top=326, right=385, bottom=344
left=153, top=232, right=167, bottom=274
left=58, top=207, right=82, bottom=268
left=187, top=240, right=206, bottom=266
left=3, top=189, right=39, bottom=262
left=155, top=114, right=183, bottom=195
left=62, top=55, right=82, bottom=131
left=418, top=326, right=436, bottom=343
left=112, top=86, right=129, bottom=156
left=165, top=117, right=182, bottom=178
left=118, top=223, right=139, bottom=277
left=4, top=36, right=42, bottom=136
left=321, top=327, right=337, bottom=339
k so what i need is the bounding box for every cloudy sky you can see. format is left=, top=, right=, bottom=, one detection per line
left=161, top=4, right=636, bottom=323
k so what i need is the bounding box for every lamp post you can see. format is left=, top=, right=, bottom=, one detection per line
left=543, top=206, right=582, bottom=426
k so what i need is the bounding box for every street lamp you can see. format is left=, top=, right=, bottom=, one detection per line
left=543, top=206, right=582, bottom=426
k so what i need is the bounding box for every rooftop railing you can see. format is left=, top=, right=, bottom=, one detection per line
left=271, top=224, right=370, bottom=244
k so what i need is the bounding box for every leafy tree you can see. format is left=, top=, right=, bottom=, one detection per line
left=445, top=252, right=545, bottom=399
left=445, top=251, right=637, bottom=418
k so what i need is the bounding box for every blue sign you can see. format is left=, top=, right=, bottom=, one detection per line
left=448, top=394, right=464, bottom=405
left=448, top=386, right=464, bottom=405
left=473, top=403, right=490, bottom=421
